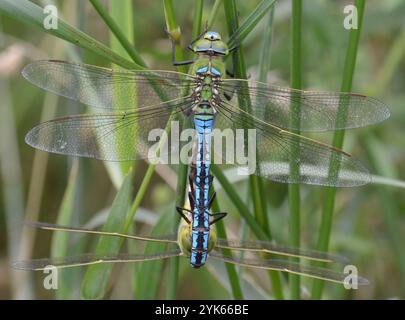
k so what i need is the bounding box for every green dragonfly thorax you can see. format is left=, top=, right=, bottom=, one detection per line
left=177, top=219, right=217, bottom=257
left=189, top=31, right=228, bottom=80
left=191, top=31, right=229, bottom=56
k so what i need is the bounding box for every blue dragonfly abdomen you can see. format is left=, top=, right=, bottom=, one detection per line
left=190, top=116, right=214, bottom=267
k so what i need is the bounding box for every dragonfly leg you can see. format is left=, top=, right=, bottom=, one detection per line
left=188, top=174, right=196, bottom=208
left=207, top=191, right=216, bottom=208
left=209, top=212, right=228, bottom=225
left=228, top=44, right=239, bottom=53
left=222, top=80, right=244, bottom=101
left=226, top=69, right=235, bottom=78
left=224, top=87, right=236, bottom=101
left=188, top=191, right=195, bottom=209
left=225, top=65, right=251, bottom=82
left=225, top=64, right=251, bottom=81
left=187, top=24, right=209, bottom=51
left=164, top=28, right=196, bottom=66
left=182, top=106, right=193, bottom=117
left=176, top=206, right=191, bottom=224
left=171, top=41, right=196, bottom=66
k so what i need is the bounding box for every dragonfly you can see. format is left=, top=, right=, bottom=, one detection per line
left=21, top=30, right=389, bottom=268
left=12, top=219, right=369, bottom=286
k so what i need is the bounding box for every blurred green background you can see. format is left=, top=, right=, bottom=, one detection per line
left=0, top=0, right=404, bottom=300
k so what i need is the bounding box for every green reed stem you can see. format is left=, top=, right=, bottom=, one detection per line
left=256, top=5, right=285, bottom=300
left=166, top=161, right=187, bottom=299
left=258, top=7, right=274, bottom=82
left=226, top=0, right=277, bottom=48
left=51, top=160, right=79, bottom=299
left=222, top=0, right=284, bottom=300
left=163, top=0, right=178, bottom=33
left=213, top=164, right=285, bottom=299
left=212, top=166, right=267, bottom=240
left=189, top=1, right=245, bottom=298
left=163, top=0, right=187, bottom=74
left=0, top=0, right=142, bottom=70
left=108, top=0, right=135, bottom=176
left=207, top=0, right=223, bottom=29
left=289, top=0, right=302, bottom=300
left=311, top=0, right=366, bottom=299
left=90, top=2, right=176, bottom=284
left=192, top=0, right=204, bottom=40
left=257, top=9, right=274, bottom=223
left=90, top=0, right=146, bottom=67
left=163, top=0, right=192, bottom=298
left=211, top=189, right=244, bottom=299
left=122, top=166, right=154, bottom=235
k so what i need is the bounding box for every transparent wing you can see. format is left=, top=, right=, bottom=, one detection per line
left=210, top=251, right=369, bottom=285
left=25, top=99, right=192, bottom=161
left=220, top=79, right=390, bottom=131
left=25, top=221, right=178, bottom=243
left=216, top=239, right=347, bottom=263
left=22, top=60, right=196, bottom=111
left=12, top=250, right=182, bottom=271
left=214, top=102, right=371, bottom=186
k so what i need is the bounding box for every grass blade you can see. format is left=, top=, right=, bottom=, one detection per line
left=226, top=0, right=277, bottom=47
left=0, top=0, right=141, bottom=69
left=257, top=5, right=285, bottom=300
left=107, top=0, right=136, bottom=176
left=223, top=0, right=284, bottom=300
left=258, top=7, right=275, bottom=82
left=162, top=1, right=192, bottom=298
left=211, top=190, right=244, bottom=299
left=289, top=0, right=302, bottom=300
left=163, top=0, right=188, bottom=74
left=90, top=0, right=146, bottom=67
left=135, top=210, right=174, bottom=299
left=311, top=0, right=366, bottom=299
left=192, top=0, right=204, bottom=40
left=212, top=165, right=267, bottom=240
left=207, top=0, right=223, bottom=30
left=0, top=78, right=26, bottom=298
left=81, top=168, right=133, bottom=299
left=51, top=160, right=79, bottom=299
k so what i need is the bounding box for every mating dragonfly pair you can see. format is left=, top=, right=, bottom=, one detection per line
left=14, top=31, right=389, bottom=285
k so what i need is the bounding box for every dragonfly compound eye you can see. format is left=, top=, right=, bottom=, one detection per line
left=204, top=31, right=221, bottom=41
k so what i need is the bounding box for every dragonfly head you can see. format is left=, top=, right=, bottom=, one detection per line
left=177, top=219, right=217, bottom=257
left=204, top=31, right=222, bottom=41
left=191, top=31, right=229, bottom=56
